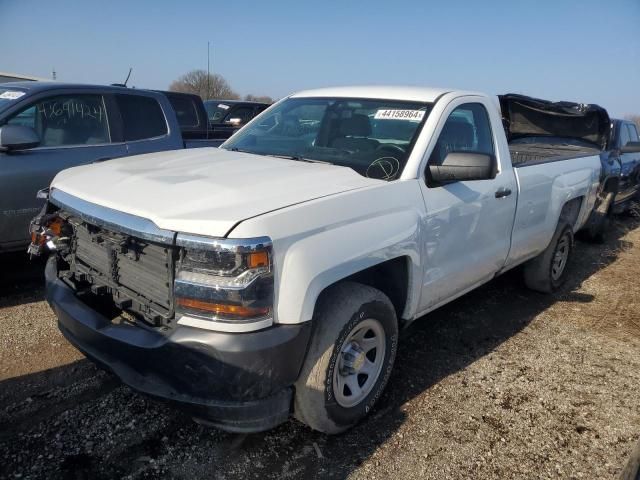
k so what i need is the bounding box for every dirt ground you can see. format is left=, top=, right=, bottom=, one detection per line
left=1, top=213, right=639, bottom=480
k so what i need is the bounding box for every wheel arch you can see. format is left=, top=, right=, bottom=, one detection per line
left=559, top=196, right=584, bottom=231
left=316, top=256, right=412, bottom=324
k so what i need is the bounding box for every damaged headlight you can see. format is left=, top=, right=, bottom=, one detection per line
left=174, top=234, right=274, bottom=331
left=27, top=190, right=70, bottom=257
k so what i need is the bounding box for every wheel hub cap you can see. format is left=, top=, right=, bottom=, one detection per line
left=552, top=235, right=570, bottom=281
left=333, top=318, right=386, bottom=408
left=340, top=342, right=366, bottom=375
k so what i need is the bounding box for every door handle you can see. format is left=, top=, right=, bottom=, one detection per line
left=495, top=187, right=512, bottom=198
left=92, top=157, right=112, bottom=163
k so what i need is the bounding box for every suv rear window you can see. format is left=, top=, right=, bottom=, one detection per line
left=166, top=95, right=200, bottom=128
left=115, top=94, right=167, bottom=141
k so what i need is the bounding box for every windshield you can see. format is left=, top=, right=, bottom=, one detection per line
left=221, top=97, right=432, bottom=181
left=204, top=101, right=234, bottom=122
left=0, top=88, right=28, bottom=112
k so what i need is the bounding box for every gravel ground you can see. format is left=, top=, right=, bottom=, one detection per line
left=1, top=214, right=639, bottom=480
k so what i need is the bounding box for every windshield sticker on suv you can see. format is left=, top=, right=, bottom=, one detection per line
left=374, top=109, right=425, bottom=121
left=218, top=104, right=230, bottom=109
left=0, top=90, right=26, bottom=100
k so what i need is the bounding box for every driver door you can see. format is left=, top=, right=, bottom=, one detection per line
left=417, top=99, right=517, bottom=311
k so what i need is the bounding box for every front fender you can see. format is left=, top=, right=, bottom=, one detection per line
left=277, top=208, right=421, bottom=323
left=228, top=181, right=426, bottom=325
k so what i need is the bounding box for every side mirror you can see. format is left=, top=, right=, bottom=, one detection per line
left=428, top=152, right=495, bottom=184
left=621, top=141, right=640, bottom=154
left=0, top=124, right=40, bottom=151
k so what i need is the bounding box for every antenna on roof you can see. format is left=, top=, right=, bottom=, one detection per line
left=112, top=67, right=133, bottom=88
left=123, top=67, right=133, bottom=86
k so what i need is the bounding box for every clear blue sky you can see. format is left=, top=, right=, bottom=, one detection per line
left=1, top=0, right=638, bottom=117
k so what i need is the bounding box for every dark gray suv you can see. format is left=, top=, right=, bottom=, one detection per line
left=0, top=82, right=220, bottom=252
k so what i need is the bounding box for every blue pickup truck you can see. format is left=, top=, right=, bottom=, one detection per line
left=609, top=119, right=640, bottom=213
left=585, top=118, right=640, bottom=241
left=0, top=82, right=223, bottom=251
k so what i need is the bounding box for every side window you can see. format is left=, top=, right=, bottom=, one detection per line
left=619, top=123, right=631, bottom=147
left=429, top=103, right=494, bottom=166
left=7, top=95, right=110, bottom=147
left=254, top=105, right=269, bottom=116
left=224, top=106, right=254, bottom=124
left=626, top=124, right=639, bottom=143
left=166, top=95, right=200, bottom=128
left=115, top=94, right=168, bottom=141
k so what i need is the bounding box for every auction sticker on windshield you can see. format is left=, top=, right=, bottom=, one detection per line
left=374, top=109, right=425, bottom=121
left=0, top=91, right=26, bottom=100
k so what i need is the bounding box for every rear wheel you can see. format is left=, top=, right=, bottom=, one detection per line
left=294, top=282, right=398, bottom=434
left=524, top=221, right=574, bottom=293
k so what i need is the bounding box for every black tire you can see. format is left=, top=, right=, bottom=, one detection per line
left=584, top=191, right=614, bottom=243
left=524, top=221, right=574, bottom=293
left=293, top=281, right=398, bottom=434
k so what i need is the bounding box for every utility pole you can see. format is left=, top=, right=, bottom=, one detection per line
left=207, top=41, right=210, bottom=100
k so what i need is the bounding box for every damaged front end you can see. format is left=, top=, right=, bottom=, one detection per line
left=27, top=189, right=71, bottom=257
left=29, top=188, right=178, bottom=328
left=36, top=188, right=310, bottom=432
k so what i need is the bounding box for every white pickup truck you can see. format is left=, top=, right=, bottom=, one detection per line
left=34, top=86, right=601, bottom=433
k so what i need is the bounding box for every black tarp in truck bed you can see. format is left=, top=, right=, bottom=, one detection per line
left=498, top=94, right=610, bottom=166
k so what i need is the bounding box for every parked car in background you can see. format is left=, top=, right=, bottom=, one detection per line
left=608, top=119, right=640, bottom=213
left=34, top=86, right=601, bottom=434
left=204, top=99, right=270, bottom=139
left=0, top=82, right=223, bottom=252
left=582, top=118, right=640, bottom=241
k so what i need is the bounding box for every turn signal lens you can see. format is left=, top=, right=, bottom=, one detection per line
left=31, top=231, right=44, bottom=245
left=176, top=298, right=270, bottom=319
left=48, top=217, right=64, bottom=236
left=247, top=251, right=269, bottom=269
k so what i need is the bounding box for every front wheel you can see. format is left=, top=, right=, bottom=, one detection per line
left=524, top=221, right=574, bottom=293
left=294, top=282, right=398, bottom=434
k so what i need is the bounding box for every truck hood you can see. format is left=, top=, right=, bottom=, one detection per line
left=51, top=147, right=379, bottom=237
left=499, top=94, right=611, bottom=149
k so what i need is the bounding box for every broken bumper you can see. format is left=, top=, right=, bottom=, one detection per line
left=45, top=257, right=311, bottom=433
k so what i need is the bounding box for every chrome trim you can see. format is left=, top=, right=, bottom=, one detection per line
left=50, top=189, right=175, bottom=244
left=36, top=187, right=50, bottom=200
left=175, top=233, right=272, bottom=253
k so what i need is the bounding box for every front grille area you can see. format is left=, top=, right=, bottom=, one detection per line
left=66, top=216, right=176, bottom=325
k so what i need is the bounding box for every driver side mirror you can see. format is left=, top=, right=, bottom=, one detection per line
left=0, top=124, right=40, bottom=151
left=427, top=152, right=496, bottom=185
left=621, top=141, right=640, bottom=154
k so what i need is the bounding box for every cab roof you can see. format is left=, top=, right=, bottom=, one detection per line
left=290, top=85, right=478, bottom=103
left=0, top=81, right=135, bottom=92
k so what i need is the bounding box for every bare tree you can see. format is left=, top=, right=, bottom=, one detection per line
left=625, top=114, right=640, bottom=131
left=244, top=94, right=274, bottom=104
left=169, top=70, right=239, bottom=100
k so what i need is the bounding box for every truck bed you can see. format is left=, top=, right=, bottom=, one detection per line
left=509, top=143, right=600, bottom=166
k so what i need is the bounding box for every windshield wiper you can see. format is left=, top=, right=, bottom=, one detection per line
left=228, top=148, right=330, bottom=164
left=266, top=154, right=330, bottom=164
left=229, top=147, right=255, bottom=154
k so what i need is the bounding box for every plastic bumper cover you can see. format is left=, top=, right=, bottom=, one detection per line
left=45, top=257, right=311, bottom=432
